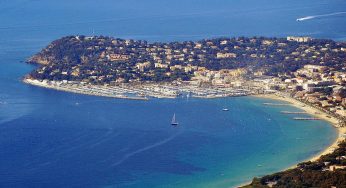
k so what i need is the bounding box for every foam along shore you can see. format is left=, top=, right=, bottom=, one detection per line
left=255, top=93, right=346, bottom=163
left=23, top=78, right=251, bottom=100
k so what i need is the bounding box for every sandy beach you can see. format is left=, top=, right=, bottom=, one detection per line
left=234, top=93, right=346, bottom=187
left=255, top=93, right=346, bottom=163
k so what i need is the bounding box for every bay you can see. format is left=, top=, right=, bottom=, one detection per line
left=0, top=0, right=343, bottom=187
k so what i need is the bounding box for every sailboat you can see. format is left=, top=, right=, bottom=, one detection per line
left=171, top=113, right=179, bottom=126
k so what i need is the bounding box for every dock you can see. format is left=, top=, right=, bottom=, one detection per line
left=293, top=117, right=321, bottom=120
left=281, top=111, right=308, bottom=114
left=24, top=78, right=253, bottom=100
left=263, top=103, right=290, bottom=106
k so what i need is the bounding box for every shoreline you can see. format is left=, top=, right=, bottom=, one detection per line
left=234, top=93, right=346, bottom=188
left=22, top=78, right=251, bottom=100
left=23, top=78, right=149, bottom=100
left=23, top=78, right=346, bottom=188
left=254, top=93, right=345, bottom=163
left=26, top=77, right=344, bottom=163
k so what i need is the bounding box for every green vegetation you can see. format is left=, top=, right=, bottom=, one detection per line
left=244, top=141, right=346, bottom=188
left=27, top=35, right=346, bottom=84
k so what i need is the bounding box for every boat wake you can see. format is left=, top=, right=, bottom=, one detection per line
left=296, top=11, right=346, bottom=21
left=111, top=131, right=182, bottom=167
left=89, top=131, right=119, bottom=149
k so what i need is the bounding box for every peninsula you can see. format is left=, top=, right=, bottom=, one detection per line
left=24, top=35, right=346, bottom=187
left=25, top=36, right=345, bottom=99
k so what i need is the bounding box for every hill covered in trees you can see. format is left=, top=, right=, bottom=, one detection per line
left=27, top=35, right=346, bottom=84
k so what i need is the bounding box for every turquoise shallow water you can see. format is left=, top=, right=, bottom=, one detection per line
left=0, top=0, right=344, bottom=187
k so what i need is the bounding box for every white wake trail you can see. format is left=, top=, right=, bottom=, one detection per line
left=297, top=11, right=346, bottom=21
left=111, top=131, right=181, bottom=167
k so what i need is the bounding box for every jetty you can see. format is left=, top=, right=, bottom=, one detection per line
left=263, top=103, right=290, bottom=106
left=293, top=117, right=321, bottom=120
left=281, top=111, right=308, bottom=114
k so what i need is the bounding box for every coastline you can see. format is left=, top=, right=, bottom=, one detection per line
left=23, top=78, right=149, bottom=100
left=233, top=93, right=346, bottom=188
left=23, top=77, right=345, bottom=188
left=26, top=77, right=344, bottom=163
left=254, top=93, right=345, bottom=163
left=22, top=78, right=251, bottom=100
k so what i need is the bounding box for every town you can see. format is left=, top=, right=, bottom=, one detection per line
left=27, top=35, right=346, bottom=85
left=25, top=35, right=346, bottom=122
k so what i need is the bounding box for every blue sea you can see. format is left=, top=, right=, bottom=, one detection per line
left=0, top=0, right=344, bottom=187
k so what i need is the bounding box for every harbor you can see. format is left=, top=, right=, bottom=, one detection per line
left=24, top=78, right=253, bottom=100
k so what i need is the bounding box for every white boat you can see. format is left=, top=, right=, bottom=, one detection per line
left=171, top=113, right=179, bottom=126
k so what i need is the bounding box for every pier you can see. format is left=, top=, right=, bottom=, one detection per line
left=263, top=103, right=290, bottom=106
left=281, top=111, right=308, bottom=114
left=293, top=117, right=321, bottom=120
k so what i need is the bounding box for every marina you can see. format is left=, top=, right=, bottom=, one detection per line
left=24, top=78, right=252, bottom=100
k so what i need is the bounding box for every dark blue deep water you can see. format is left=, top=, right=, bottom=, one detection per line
left=0, top=0, right=344, bottom=187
